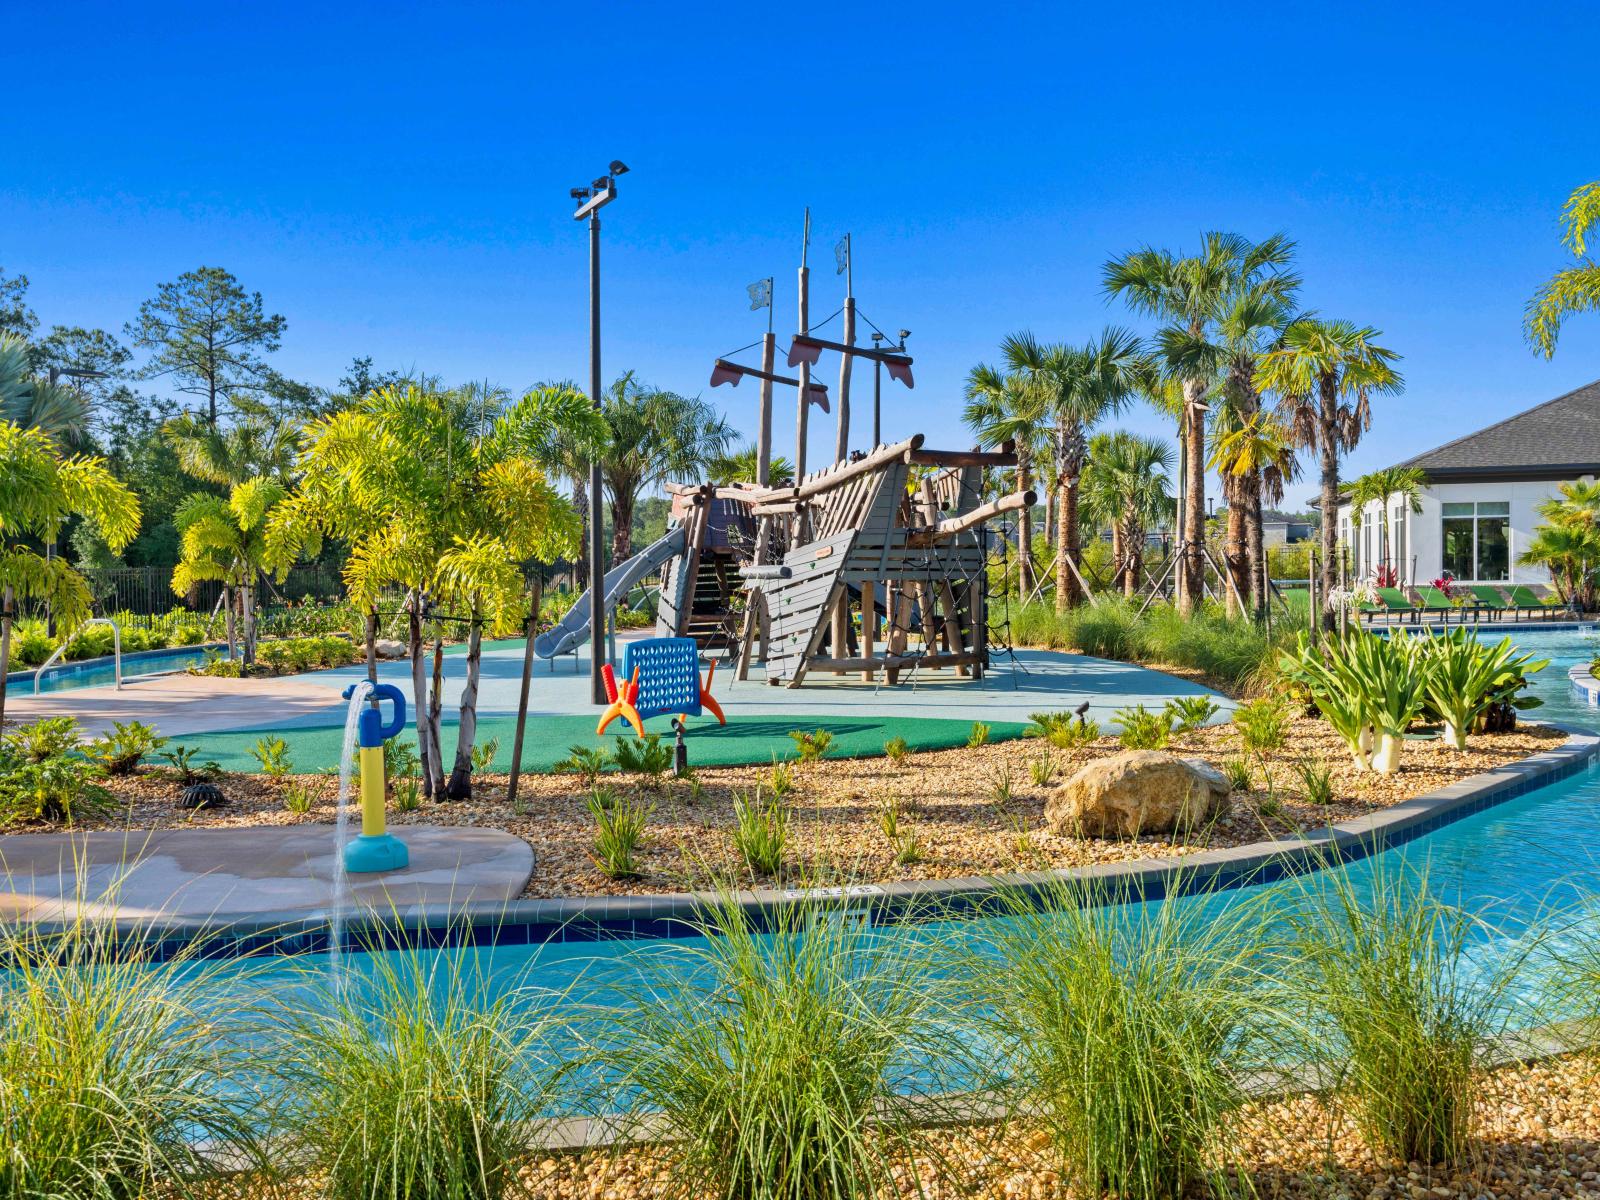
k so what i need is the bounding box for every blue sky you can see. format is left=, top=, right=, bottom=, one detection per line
left=6, top=1, right=1599, bottom=507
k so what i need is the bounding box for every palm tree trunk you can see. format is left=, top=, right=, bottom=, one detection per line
left=572, top=482, right=590, bottom=591
left=1246, top=472, right=1266, bottom=616
left=406, top=595, right=437, bottom=797
left=364, top=606, right=378, bottom=685
left=223, top=585, right=237, bottom=659
left=1016, top=452, right=1034, bottom=601
left=446, top=611, right=483, bottom=801
left=1056, top=425, right=1085, bottom=613
left=241, top=577, right=256, bottom=667
left=1318, top=385, right=1341, bottom=631
left=1223, top=472, right=1246, bottom=619
left=1110, top=526, right=1124, bottom=593
left=0, top=585, right=13, bottom=734
left=611, top=493, right=635, bottom=565
left=429, top=635, right=445, bottom=799
left=1123, top=516, right=1143, bottom=597
left=1180, top=382, right=1208, bottom=615
left=1042, top=485, right=1055, bottom=550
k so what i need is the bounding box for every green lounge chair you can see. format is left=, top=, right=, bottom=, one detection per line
left=1506, top=584, right=1567, bottom=619
left=1467, top=585, right=1510, bottom=620
left=1414, top=585, right=1467, bottom=622
left=1375, top=587, right=1419, bottom=622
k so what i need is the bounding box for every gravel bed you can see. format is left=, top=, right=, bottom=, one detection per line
left=31, top=717, right=1566, bottom=900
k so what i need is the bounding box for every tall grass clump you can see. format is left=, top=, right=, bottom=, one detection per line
left=1283, top=861, right=1531, bottom=1168
left=0, top=915, right=263, bottom=1199
left=969, top=878, right=1270, bottom=1200
left=270, top=941, right=569, bottom=1200
left=597, top=895, right=970, bottom=1200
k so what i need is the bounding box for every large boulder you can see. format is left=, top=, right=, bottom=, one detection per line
left=373, top=639, right=408, bottom=660
left=1045, top=751, right=1230, bottom=838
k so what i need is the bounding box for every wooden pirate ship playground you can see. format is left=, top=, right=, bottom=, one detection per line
left=535, top=212, right=1035, bottom=690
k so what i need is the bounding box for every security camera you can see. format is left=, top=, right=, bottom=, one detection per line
left=570, top=188, right=591, bottom=201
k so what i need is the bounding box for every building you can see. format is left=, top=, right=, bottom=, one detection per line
left=1261, top=513, right=1314, bottom=546
left=1334, top=379, right=1600, bottom=587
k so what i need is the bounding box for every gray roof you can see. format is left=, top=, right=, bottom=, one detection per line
left=1397, top=379, right=1600, bottom=480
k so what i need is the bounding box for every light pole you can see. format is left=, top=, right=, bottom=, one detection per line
left=572, top=159, right=629, bottom=705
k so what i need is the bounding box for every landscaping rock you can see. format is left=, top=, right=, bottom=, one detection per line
left=1045, top=749, right=1230, bottom=837
left=373, top=639, right=408, bottom=659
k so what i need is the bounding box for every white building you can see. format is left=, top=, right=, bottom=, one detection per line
left=1334, top=380, right=1600, bottom=588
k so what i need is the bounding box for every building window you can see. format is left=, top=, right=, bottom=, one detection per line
left=1362, top=511, right=1373, bottom=575
left=1441, top=501, right=1510, bottom=580
left=1391, top=504, right=1407, bottom=577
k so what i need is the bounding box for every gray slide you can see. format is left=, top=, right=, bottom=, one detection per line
left=534, top=526, right=687, bottom=659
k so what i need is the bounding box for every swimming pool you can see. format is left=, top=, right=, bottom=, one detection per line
left=9, top=644, right=222, bottom=694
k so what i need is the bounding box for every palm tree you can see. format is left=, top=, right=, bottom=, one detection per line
left=1080, top=431, right=1174, bottom=596
left=1040, top=329, right=1146, bottom=611
left=707, top=446, right=795, bottom=487
left=165, top=410, right=299, bottom=485
left=0, top=420, right=140, bottom=730
left=172, top=478, right=303, bottom=664
left=280, top=383, right=589, bottom=799
left=1209, top=408, right=1301, bottom=612
left=599, top=376, right=735, bottom=565
left=0, top=333, right=89, bottom=445
left=1345, top=465, right=1427, bottom=582
left=1257, top=320, right=1404, bottom=627
left=964, top=360, right=1048, bottom=599
left=1519, top=480, right=1600, bottom=609
left=1525, top=181, right=1600, bottom=358
left=1104, top=233, right=1297, bottom=614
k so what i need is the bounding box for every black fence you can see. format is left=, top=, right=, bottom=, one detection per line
left=77, top=565, right=346, bottom=621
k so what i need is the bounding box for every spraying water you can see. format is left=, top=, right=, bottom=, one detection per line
left=329, top=679, right=373, bottom=988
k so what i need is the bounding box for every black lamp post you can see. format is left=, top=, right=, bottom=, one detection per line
left=572, top=160, right=629, bottom=705
left=870, top=329, right=908, bottom=448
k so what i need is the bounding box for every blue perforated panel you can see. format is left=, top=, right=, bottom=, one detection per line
left=621, top=637, right=702, bottom=720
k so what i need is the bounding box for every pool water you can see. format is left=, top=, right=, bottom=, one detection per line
left=16, top=645, right=219, bottom=694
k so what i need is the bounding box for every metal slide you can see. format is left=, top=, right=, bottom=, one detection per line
left=533, top=526, right=687, bottom=659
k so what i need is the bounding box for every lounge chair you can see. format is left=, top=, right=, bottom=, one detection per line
left=1466, top=585, right=1510, bottom=620
left=1413, top=585, right=1465, bottom=622
left=1374, top=587, right=1420, bottom=623
left=1506, top=584, right=1568, bottom=620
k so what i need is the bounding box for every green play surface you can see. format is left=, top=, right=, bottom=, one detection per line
left=178, top=713, right=1032, bottom=774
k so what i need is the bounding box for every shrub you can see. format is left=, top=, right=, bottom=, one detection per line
left=391, top=778, right=422, bottom=812
left=384, top=735, right=421, bottom=782
left=765, top=756, right=797, bottom=800
left=787, top=728, right=834, bottom=764
left=5, top=715, right=81, bottom=762
left=967, top=720, right=991, bottom=748
left=0, top=919, right=263, bottom=1199
left=250, top=735, right=293, bottom=777
left=270, top=939, right=562, bottom=1200
left=598, top=896, right=968, bottom=1200
left=1415, top=629, right=1547, bottom=750
left=1162, top=694, right=1220, bottom=734
left=1113, top=704, right=1174, bottom=751
left=1285, top=864, right=1526, bottom=1167
left=877, top=796, right=903, bottom=841
left=589, top=789, right=651, bottom=879
left=1030, top=710, right=1101, bottom=751
left=1029, top=753, right=1057, bottom=787
left=555, top=744, right=607, bottom=786
left=8, top=619, right=55, bottom=667
left=611, top=733, right=673, bottom=786
left=85, top=720, right=167, bottom=775
left=883, top=735, right=910, bottom=765
left=972, top=877, right=1268, bottom=1199
left=890, top=830, right=925, bottom=866
left=0, top=748, right=114, bottom=826
left=732, top=788, right=787, bottom=876
left=1220, top=757, right=1252, bottom=792
left=1231, top=696, right=1290, bottom=755
left=987, top=762, right=1014, bottom=805
left=157, top=745, right=221, bottom=785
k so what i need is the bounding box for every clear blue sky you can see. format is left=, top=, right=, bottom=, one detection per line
left=7, top=1, right=1599, bottom=507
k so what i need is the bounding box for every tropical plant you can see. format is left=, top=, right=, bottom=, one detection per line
left=1162, top=694, right=1220, bottom=733
left=1113, top=704, right=1174, bottom=750
left=0, top=331, right=90, bottom=444
left=967, top=720, right=991, bottom=748
left=1231, top=696, right=1290, bottom=755
left=611, top=732, right=674, bottom=786
left=1519, top=479, right=1600, bottom=609
left=707, top=444, right=795, bottom=487
left=1029, top=753, right=1058, bottom=787
left=589, top=789, right=651, bottom=879
left=0, top=420, right=140, bottom=731
left=1524, top=179, right=1600, bottom=358
left=1079, top=430, right=1173, bottom=597
left=279, top=383, right=595, bottom=799
left=250, top=735, right=293, bottom=777
left=157, top=744, right=221, bottom=785
left=1414, top=629, right=1547, bottom=750
left=1346, top=465, right=1427, bottom=580
left=882, top=735, right=910, bottom=765
left=281, top=778, right=317, bottom=815
left=1292, top=756, right=1334, bottom=805
left=598, top=373, right=735, bottom=563
left=469, top=735, right=500, bottom=773
left=556, top=744, right=608, bottom=785
left=1104, top=232, right=1298, bottom=613
left=1257, top=319, right=1404, bottom=628
left=84, top=720, right=168, bottom=775
left=787, top=727, right=834, bottom=764
left=765, top=756, right=797, bottom=800
left=965, top=361, right=1048, bottom=599
left=0, top=734, right=114, bottom=827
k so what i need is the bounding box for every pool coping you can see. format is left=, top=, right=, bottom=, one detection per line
left=25, top=721, right=1599, bottom=960
left=1570, top=662, right=1600, bottom=707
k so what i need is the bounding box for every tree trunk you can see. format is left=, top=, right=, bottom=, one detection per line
left=1015, top=452, right=1034, bottom=601
left=241, top=577, right=256, bottom=667
left=364, top=606, right=378, bottom=685
left=1110, top=526, right=1124, bottom=593
left=1055, top=425, right=1085, bottom=614
left=223, top=584, right=237, bottom=659
left=446, top=613, right=483, bottom=800
left=1222, top=474, right=1247, bottom=619
left=1318, top=383, right=1341, bottom=631
left=1246, top=472, right=1266, bottom=616
left=0, top=586, right=13, bottom=734
left=429, top=635, right=445, bottom=799
left=407, top=595, right=437, bottom=798
left=1123, top=516, right=1143, bottom=597
left=572, top=482, right=590, bottom=591
left=1180, top=381, right=1208, bottom=615
left=1042, top=485, right=1055, bottom=550
left=611, top=494, right=634, bottom=565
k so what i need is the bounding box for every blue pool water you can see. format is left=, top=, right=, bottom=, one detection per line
left=12, top=645, right=219, bottom=694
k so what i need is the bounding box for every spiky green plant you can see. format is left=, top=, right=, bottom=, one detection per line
left=84, top=720, right=167, bottom=775
left=1113, top=704, right=1173, bottom=750
left=732, top=788, right=787, bottom=877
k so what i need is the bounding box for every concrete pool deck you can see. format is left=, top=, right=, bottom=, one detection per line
left=0, top=825, right=535, bottom=921
left=12, top=638, right=1232, bottom=769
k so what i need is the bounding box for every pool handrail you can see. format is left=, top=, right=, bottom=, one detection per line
left=34, top=617, right=122, bottom=694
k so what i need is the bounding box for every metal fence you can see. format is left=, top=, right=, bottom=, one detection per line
left=77, top=565, right=346, bottom=621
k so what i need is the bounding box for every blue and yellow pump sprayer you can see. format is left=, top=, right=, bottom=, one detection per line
left=340, top=681, right=409, bottom=873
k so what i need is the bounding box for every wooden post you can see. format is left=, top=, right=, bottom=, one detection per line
left=859, top=580, right=876, bottom=680
left=757, top=332, right=775, bottom=487
left=835, top=284, right=854, bottom=466
left=506, top=577, right=542, bottom=811
left=794, top=209, right=811, bottom=482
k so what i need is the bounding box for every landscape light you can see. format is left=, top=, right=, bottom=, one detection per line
left=898, top=329, right=911, bottom=340
left=609, top=160, right=629, bottom=176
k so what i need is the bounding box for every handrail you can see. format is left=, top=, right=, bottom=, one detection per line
left=34, top=618, right=122, bottom=694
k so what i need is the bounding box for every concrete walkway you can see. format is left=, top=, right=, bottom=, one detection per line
left=0, top=825, right=534, bottom=921
left=4, top=675, right=344, bottom=738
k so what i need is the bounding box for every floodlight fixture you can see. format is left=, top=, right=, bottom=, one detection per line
left=570, top=187, right=591, bottom=201
left=897, top=329, right=911, bottom=340
left=609, top=160, right=629, bottom=176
